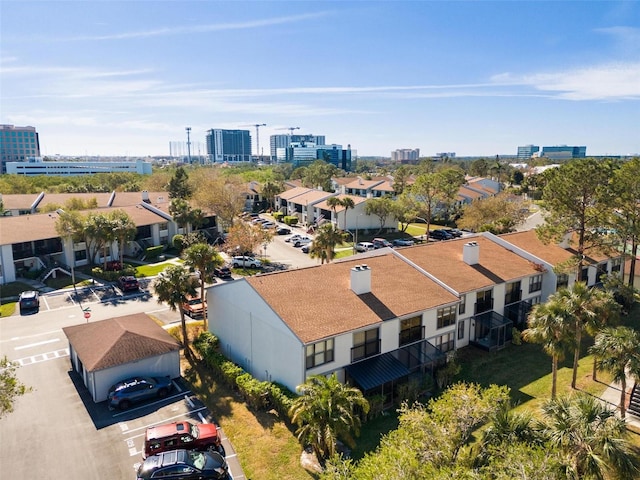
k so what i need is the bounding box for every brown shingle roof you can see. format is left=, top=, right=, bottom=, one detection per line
left=314, top=194, right=366, bottom=211
left=400, top=236, right=538, bottom=293
left=0, top=191, right=170, bottom=211
left=0, top=205, right=168, bottom=245
left=246, top=254, right=458, bottom=344
left=278, top=186, right=310, bottom=200
left=62, top=313, right=180, bottom=372
left=500, top=230, right=573, bottom=266
left=345, top=178, right=386, bottom=189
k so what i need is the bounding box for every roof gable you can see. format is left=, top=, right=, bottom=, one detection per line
left=62, top=313, right=180, bottom=372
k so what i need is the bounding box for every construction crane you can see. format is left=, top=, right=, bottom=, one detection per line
left=277, top=126, right=300, bottom=135
left=239, top=123, right=267, bottom=160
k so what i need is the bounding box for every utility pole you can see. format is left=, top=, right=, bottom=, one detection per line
left=185, top=127, right=192, bottom=164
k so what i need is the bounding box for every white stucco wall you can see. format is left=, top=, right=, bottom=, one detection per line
left=207, top=280, right=304, bottom=392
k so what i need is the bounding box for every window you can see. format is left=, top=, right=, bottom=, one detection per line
left=435, top=332, right=455, bottom=352
left=457, top=320, right=465, bottom=340
left=475, top=289, right=493, bottom=314
left=529, top=274, right=542, bottom=293
left=611, top=257, right=622, bottom=273
left=74, top=249, right=87, bottom=261
left=458, top=295, right=466, bottom=315
left=556, top=273, right=569, bottom=290
left=437, top=306, right=457, bottom=329
left=352, top=328, right=380, bottom=362
left=580, top=267, right=589, bottom=283
left=505, top=281, right=521, bottom=305
left=400, top=316, right=423, bottom=346
left=306, top=339, right=334, bottom=369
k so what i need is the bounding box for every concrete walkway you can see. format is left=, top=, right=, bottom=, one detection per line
left=600, top=374, right=640, bottom=429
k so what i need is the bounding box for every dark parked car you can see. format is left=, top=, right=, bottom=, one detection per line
left=430, top=229, right=454, bottom=241
left=144, top=421, right=225, bottom=459
left=108, top=375, right=173, bottom=410
left=392, top=238, right=415, bottom=247
left=372, top=238, right=392, bottom=249
left=214, top=266, right=232, bottom=279
left=18, top=290, right=40, bottom=314
left=118, top=275, right=140, bottom=292
left=446, top=228, right=463, bottom=238
left=276, top=227, right=291, bottom=235
left=137, top=449, right=230, bottom=480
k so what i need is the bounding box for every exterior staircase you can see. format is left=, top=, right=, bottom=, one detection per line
left=629, top=383, right=640, bottom=418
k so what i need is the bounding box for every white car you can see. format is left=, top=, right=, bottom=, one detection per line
left=261, top=221, right=276, bottom=229
left=231, top=256, right=262, bottom=268
left=355, top=242, right=375, bottom=252
left=285, top=234, right=305, bottom=243
left=291, top=236, right=312, bottom=247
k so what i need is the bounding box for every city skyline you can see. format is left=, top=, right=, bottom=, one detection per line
left=1, top=1, right=639, bottom=158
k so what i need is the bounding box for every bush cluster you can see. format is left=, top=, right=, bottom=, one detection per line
left=91, top=264, right=136, bottom=282
left=192, top=332, right=296, bottom=419
left=145, top=245, right=164, bottom=260
left=272, top=211, right=284, bottom=221
left=282, top=216, right=299, bottom=226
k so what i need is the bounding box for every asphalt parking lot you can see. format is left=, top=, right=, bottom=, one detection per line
left=0, top=352, right=244, bottom=479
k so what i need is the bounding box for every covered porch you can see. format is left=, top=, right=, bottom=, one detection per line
left=471, top=311, right=513, bottom=352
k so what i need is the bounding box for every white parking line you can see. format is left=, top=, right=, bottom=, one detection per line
left=14, top=348, right=69, bottom=366
left=14, top=338, right=60, bottom=350
left=120, top=406, right=206, bottom=436
left=111, top=391, right=196, bottom=418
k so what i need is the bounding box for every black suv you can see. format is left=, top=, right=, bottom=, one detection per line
left=18, top=290, right=40, bottom=314
left=214, top=266, right=232, bottom=279
left=430, top=229, right=454, bottom=241
left=137, top=449, right=230, bottom=480
left=118, top=275, right=140, bottom=292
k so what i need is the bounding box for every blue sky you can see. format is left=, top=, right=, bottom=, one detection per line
left=2, top=1, right=639, bottom=158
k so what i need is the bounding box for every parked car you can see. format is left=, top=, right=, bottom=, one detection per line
left=231, top=256, right=262, bottom=269
left=355, top=242, right=375, bottom=252
left=292, top=236, right=312, bottom=247
left=301, top=242, right=313, bottom=254
left=285, top=233, right=305, bottom=243
left=214, top=266, right=232, bottom=279
left=372, top=238, right=392, bottom=249
left=430, top=229, right=454, bottom=241
left=261, top=221, right=276, bottom=229
left=276, top=227, right=291, bottom=235
left=392, top=238, right=415, bottom=247
left=143, top=421, right=225, bottom=459
left=182, top=295, right=206, bottom=319
left=447, top=228, right=464, bottom=238
left=118, top=275, right=140, bottom=292
left=18, top=290, right=40, bottom=314
left=107, top=375, right=173, bottom=410
left=137, top=449, right=230, bottom=480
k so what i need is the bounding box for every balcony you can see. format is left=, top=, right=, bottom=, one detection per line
left=504, top=299, right=533, bottom=329
left=471, top=311, right=513, bottom=352
left=504, top=289, right=522, bottom=306
left=351, top=339, right=381, bottom=363
left=474, top=298, right=494, bottom=315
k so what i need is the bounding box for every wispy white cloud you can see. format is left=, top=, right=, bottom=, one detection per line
left=27, top=12, right=333, bottom=42
left=491, top=62, right=640, bottom=100
left=595, top=26, right=640, bottom=53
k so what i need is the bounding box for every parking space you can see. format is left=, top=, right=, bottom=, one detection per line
left=41, top=283, right=151, bottom=311
left=0, top=354, right=244, bottom=479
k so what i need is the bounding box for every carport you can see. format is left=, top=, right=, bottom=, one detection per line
left=63, top=313, right=181, bottom=403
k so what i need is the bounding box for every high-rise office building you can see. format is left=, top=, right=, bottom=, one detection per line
left=541, top=145, right=586, bottom=160
left=205, top=129, right=252, bottom=163
left=517, top=145, right=540, bottom=159
left=391, top=148, right=420, bottom=162
left=0, top=124, right=41, bottom=174
left=269, top=134, right=326, bottom=162
left=276, top=142, right=352, bottom=171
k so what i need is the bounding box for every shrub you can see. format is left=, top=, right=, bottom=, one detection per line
left=283, top=216, right=299, bottom=226
left=273, top=211, right=284, bottom=221
left=366, top=394, right=385, bottom=420
left=236, top=373, right=270, bottom=410
left=512, top=327, right=522, bottom=345
left=172, top=234, right=185, bottom=251
left=145, top=245, right=164, bottom=260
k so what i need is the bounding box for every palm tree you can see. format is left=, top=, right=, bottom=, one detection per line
left=182, top=243, right=224, bottom=329
left=590, top=326, right=640, bottom=418
left=326, top=196, right=342, bottom=228
left=339, top=197, right=355, bottom=231
left=539, top=393, right=640, bottom=479
left=109, top=210, right=137, bottom=267
left=289, top=374, right=369, bottom=461
left=153, top=264, right=200, bottom=351
left=309, top=224, right=346, bottom=264
left=557, top=282, right=618, bottom=389
left=523, top=298, right=574, bottom=399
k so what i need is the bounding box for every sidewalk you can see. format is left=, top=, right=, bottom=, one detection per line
left=600, top=374, right=640, bottom=429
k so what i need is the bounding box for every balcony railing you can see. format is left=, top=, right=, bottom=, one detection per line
left=474, top=298, right=494, bottom=314
left=351, top=339, right=381, bottom=363
left=504, top=289, right=522, bottom=305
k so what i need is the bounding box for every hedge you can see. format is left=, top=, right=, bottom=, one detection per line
left=192, top=332, right=296, bottom=418
left=273, top=211, right=284, bottom=221
left=283, top=216, right=299, bottom=226
left=145, top=245, right=164, bottom=260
